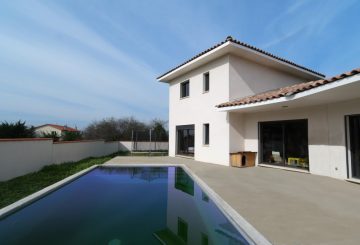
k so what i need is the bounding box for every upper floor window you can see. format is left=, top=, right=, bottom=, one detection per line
left=203, top=72, right=209, bottom=92
left=180, top=80, right=190, bottom=98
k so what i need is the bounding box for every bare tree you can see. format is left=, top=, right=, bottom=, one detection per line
left=83, top=117, right=155, bottom=141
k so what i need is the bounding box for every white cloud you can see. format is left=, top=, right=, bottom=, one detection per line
left=0, top=1, right=169, bottom=126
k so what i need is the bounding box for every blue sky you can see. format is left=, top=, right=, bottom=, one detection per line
left=1, top=0, right=359, bottom=128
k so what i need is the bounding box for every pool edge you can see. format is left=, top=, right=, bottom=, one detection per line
left=0, top=165, right=98, bottom=219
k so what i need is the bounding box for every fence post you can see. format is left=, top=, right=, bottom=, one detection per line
left=149, top=129, right=152, bottom=156
left=131, top=130, right=134, bottom=156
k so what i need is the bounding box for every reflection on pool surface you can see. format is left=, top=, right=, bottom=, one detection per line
left=0, top=167, right=249, bottom=245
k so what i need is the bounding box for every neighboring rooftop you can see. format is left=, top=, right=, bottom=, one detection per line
left=216, top=67, right=360, bottom=109
left=157, top=36, right=325, bottom=82
left=35, top=124, right=79, bottom=132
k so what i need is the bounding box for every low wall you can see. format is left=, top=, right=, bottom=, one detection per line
left=52, top=141, right=118, bottom=164
left=120, top=141, right=169, bottom=151
left=0, top=139, right=53, bottom=182
left=0, top=140, right=168, bottom=181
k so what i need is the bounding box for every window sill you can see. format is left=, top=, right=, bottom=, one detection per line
left=202, top=91, right=209, bottom=94
left=202, top=144, right=209, bottom=147
left=258, top=163, right=310, bottom=174
left=180, top=96, right=189, bottom=100
left=346, top=178, right=360, bottom=185
left=175, top=155, right=194, bottom=159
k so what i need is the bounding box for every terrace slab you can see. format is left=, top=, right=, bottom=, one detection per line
left=106, top=156, right=360, bottom=245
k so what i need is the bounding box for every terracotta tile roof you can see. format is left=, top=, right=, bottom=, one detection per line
left=36, top=124, right=79, bottom=132
left=217, top=67, right=360, bottom=108
left=157, top=36, right=324, bottom=80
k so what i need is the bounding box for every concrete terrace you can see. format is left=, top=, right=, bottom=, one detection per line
left=107, top=156, right=360, bottom=245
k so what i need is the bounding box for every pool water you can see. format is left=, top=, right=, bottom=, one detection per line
left=0, top=167, right=250, bottom=245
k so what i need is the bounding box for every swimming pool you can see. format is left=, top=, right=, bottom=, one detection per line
left=0, top=165, right=265, bottom=245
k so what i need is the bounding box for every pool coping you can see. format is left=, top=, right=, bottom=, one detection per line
left=0, top=165, right=98, bottom=219
left=0, top=163, right=271, bottom=245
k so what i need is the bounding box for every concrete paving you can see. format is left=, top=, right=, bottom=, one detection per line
left=107, top=156, right=360, bottom=245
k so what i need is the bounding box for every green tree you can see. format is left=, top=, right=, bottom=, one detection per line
left=150, top=119, right=168, bottom=141
left=62, top=131, right=82, bottom=141
left=41, top=131, right=60, bottom=142
left=0, top=120, right=35, bottom=138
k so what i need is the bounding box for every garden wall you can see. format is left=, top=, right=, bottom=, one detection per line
left=0, top=139, right=168, bottom=181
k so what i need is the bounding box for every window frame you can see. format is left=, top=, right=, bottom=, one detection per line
left=180, top=80, right=190, bottom=98
left=203, top=72, right=210, bottom=93
left=203, top=123, right=210, bottom=145
left=259, top=119, right=309, bottom=170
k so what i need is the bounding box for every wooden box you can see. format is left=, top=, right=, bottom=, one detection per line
left=230, top=152, right=256, bottom=168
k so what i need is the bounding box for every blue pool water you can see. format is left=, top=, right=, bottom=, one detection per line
left=0, top=167, right=250, bottom=245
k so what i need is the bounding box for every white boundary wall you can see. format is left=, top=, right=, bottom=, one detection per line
left=0, top=140, right=168, bottom=181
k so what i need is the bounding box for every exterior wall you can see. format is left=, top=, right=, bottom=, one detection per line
left=237, top=98, right=360, bottom=179
left=168, top=54, right=315, bottom=165
left=35, top=126, right=62, bottom=137
left=0, top=140, right=119, bottom=181
left=228, top=55, right=307, bottom=100
left=0, top=139, right=53, bottom=181
left=0, top=140, right=169, bottom=181
left=228, top=55, right=311, bottom=156
left=52, top=141, right=109, bottom=164
left=168, top=55, right=230, bottom=165
left=118, top=141, right=169, bottom=151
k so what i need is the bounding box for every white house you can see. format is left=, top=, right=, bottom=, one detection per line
left=158, top=36, right=360, bottom=181
left=35, top=124, right=79, bottom=138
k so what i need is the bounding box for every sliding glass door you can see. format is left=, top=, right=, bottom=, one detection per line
left=260, top=120, right=309, bottom=169
left=176, top=125, right=195, bottom=157
left=348, top=115, right=360, bottom=179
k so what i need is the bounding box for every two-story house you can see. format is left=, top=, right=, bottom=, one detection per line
left=158, top=36, right=360, bottom=181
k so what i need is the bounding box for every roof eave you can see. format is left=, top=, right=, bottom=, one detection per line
left=157, top=41, right=230, bottom=82
left=216, top=72, right=360, bottom=112
left=157, top=38, right=325, bottom=82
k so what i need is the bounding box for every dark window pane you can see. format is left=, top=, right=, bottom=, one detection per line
left=284, top=121, right=309, bottom=168
left=350, top=115, right=360, bottom=178
left=175, top=168, right=194, bottom=196
left=204, top=73, right=209, bottom=92
left=176, top=125, right=195, bottom=156
left=180, top=81, right=189, bottom=98
left=201, top=233, right=209, bottom=245
left=178, top=218, right=188, bottom=242
left=204, top=124, right=209, bottom=145
left=260, top=120, right=309, bottom=169
left=261, top=122, right=283, bottom=164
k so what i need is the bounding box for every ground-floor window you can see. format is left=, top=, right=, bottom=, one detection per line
left=203, top=123, right=209, bottom=145
left=176, top=125, right=195, bottom=156
left=347, top=115, right=360, bottom=179
left=259, top=119, right=309, bottom=170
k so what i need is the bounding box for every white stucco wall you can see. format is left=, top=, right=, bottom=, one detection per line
left=0, top=140, right=169, bottom=181
left=0, top=140, right=121, bottom=181
left=238, top=98, right=360, bottom=179
left=228, top=55, right=307, bottom=100
left=168, top=55, right=231, bottom=165
left=227, top=55, right=314, bottom=159
left=52, top=141, right=109, bottom=164
left=0, top=139, right=53, bottom=181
